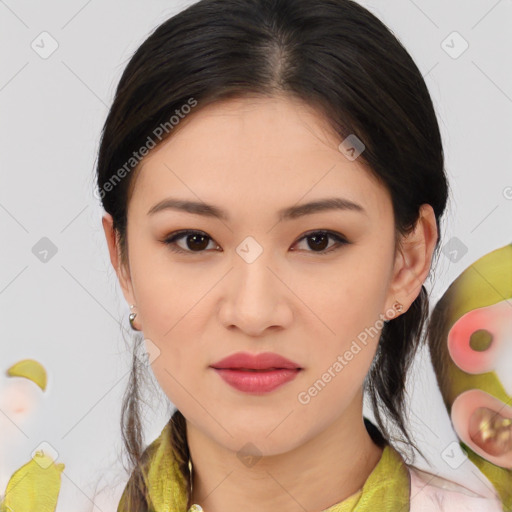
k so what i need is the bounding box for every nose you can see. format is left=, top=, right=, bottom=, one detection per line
left=218, top=250, right=293, bottom=337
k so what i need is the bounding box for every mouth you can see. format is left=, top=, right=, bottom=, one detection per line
left=210, top=351, right=303, bottom=375
left=213, top=367, right=300, bottom=371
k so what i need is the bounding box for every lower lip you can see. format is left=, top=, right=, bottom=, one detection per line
left=212, top=368, right=301, bottom=394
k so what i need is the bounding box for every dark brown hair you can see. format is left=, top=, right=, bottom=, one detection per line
left=95, top=0, right=450, bottom=509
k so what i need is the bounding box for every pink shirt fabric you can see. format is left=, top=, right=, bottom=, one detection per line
left=408, top=465, right=504, bottom=512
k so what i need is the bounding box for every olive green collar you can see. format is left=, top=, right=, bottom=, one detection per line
left=131, top=421, right=410, bottom=512
left=322, top=441, right=410, bottom=511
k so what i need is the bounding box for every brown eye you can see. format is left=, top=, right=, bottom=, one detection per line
left=163, top=229, right=349, bottom=256
left=164, top=230, right=218, bottom=254
left=292, top=230, right=349, bottom=255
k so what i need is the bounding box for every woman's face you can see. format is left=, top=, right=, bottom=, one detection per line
left=106, top=95, right=409, bottom=455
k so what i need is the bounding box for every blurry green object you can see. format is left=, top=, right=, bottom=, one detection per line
left=1, top=359, right=64, bottom=511
left=6, top=359, right=48, bottom=391
left=428, top=242, right=512, bottom=510
left=0, top=451, right=64, bottom=512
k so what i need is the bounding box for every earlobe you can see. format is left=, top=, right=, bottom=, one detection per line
left=386, top=204, right=438, bottom=313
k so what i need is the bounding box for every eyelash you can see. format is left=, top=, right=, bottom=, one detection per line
left=162, top=229, right=349, bottom=256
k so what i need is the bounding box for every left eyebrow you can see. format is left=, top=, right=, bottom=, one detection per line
left=147, top=197, right=367, bottom=221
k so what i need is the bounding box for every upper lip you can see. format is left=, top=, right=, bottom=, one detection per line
left=210, top=351, right=302, bottom=370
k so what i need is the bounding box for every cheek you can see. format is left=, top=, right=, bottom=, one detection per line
left=129, top=239, right=198, bottom=334
left=128, top=253, right=204, bottom=401
left=308, top=255, right=391, bottom=349
left=148, top=331, right=207, bottom=413
left=295, top=277, right=384, bottom=409
left=304, top=253, right=390, bottom=401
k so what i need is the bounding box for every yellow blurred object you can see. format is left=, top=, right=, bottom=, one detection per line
left=428, top=242, right=512, bottom=509
left=6, top=359, right=48, bottom=391
left=0, top=451, right=64, bottom=512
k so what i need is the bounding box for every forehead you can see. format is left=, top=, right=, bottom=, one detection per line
left=128, top=95, right=391, bottom=220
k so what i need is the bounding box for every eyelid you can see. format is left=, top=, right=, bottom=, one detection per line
left=163, top=229, right=220, bottom=253
left=293, top=230, right=349, bottom=255
left=162, top=229, right=349, bottom=255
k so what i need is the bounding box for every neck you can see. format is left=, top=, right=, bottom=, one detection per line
left=186, top=390, right=384, bottom=512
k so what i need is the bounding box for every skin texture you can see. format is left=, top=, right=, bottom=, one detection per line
left=102, top=95, right=438, bottom=512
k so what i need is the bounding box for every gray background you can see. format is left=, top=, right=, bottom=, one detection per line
left=1, top=0, right=511, bottom=510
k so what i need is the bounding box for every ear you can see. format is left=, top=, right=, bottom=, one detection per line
left=101, top=213, right=137, bottom=308
left=385, top=203, right=438, bottom=316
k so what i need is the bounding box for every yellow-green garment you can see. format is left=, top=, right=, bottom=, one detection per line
left=117, top=421, right=410, bottom=512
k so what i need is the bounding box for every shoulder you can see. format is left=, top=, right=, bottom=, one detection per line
left=408, top=465, right=503, bottom=512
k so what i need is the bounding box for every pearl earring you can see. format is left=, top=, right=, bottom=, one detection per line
left=129, top=304, right=140, bottom=331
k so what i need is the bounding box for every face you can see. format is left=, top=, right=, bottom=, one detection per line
left=103, top=95, right=430, bottom=456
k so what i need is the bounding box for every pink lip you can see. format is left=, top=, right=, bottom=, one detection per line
left=210, top=351, right=302, bottom=394
left=210, top=351, right=302, bottom=371
left=212, top=368, right=301, bottom=394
